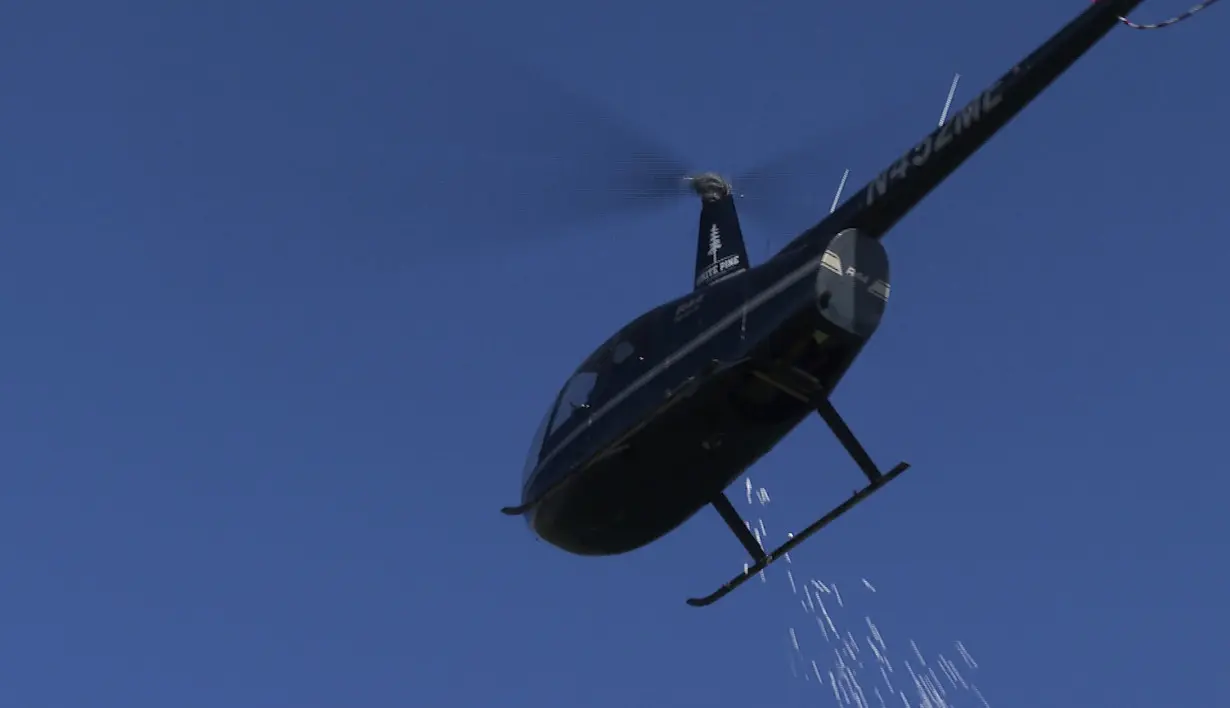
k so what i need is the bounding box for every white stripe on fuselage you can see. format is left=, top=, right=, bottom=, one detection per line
left=527, top=251, right=825, bottom=489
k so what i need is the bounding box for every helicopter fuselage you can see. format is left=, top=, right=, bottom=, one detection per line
left=520, top=228, right=886, bottom=556
left=506, top=0, right=1147, bottom=590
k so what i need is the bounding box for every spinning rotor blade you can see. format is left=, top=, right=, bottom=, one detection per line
left=416, top=60, right=857, bottom=241
left=415, top=63, right=698, bottom=238
left=414, top=57, right=956, bottom=250
left=733, top=74, right=967, bottom=244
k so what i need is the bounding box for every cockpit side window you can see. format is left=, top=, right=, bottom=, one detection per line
left=603, top=310, right=658, bottom=387
left=612, top=339, right=635, bottom=365
left=549, top=371, right=597, bottom=436
left=531, top=307, right=666, bottom=474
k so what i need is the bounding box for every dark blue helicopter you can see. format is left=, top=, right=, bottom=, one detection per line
left=503, top=0, right=1146, bottom=607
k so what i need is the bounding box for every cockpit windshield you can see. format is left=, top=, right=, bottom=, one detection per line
left=521, top=315, right=653, bottom=487
left=520, top=365, right=602, bottom=486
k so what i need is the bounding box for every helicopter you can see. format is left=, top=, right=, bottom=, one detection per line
left=501, top=0, right=1147, bottom=607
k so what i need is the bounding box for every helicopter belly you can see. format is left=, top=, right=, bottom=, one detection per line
left=529, top=364, right=810, bottom=557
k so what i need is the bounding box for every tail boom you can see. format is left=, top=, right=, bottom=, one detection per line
left=788, top=0, right=1145, bottom=249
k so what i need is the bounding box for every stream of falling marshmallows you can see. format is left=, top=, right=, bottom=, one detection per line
left=743, top=475, right=990, bottom=708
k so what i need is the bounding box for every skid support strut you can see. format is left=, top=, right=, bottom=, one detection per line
left=688, top=389, right=909, bottom=607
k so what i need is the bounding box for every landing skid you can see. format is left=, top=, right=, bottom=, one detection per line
left=688, top=367, right=910, bottom=607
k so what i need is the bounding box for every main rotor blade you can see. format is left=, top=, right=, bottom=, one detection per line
left=412, top=52, right=960, bottom=256
left=413, top=61, right=697, bottom=241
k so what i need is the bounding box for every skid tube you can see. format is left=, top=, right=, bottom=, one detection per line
left=688, top=366, right=910, bottom=607
left=687, top=459, right=909, bottom=607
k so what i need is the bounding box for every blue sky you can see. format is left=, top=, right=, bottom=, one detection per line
left=2, top=1, right=1227, bottom=706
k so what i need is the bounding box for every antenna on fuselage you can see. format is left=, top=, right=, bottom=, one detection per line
left=938, top=73, right=962, bottom=126
left=765, top=71, right=965, bottom=259
left=828, top=72, right=960, bottom=216
left=829, top=168, right=851, bottom=214
left=764, top=165, right=850, bottom=258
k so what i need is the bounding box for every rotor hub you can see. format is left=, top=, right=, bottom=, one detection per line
left=686, top=172, right=733, bottom=202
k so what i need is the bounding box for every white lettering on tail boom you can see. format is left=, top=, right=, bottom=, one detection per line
left=866, top=81, right=1005, bottom=207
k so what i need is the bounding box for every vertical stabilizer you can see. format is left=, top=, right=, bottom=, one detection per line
left=690, top=173, right=750, bottom=290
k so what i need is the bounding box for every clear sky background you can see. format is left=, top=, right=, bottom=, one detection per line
left=2, top=1, right=1227, bottom=707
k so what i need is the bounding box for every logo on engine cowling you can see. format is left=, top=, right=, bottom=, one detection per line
left=820, top=250, right=890, bottom=302
left=821, top=250, right=843, bottom=275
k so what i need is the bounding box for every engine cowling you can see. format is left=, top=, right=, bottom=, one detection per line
left=814, top=228, right=890, bottom=339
